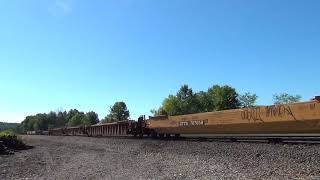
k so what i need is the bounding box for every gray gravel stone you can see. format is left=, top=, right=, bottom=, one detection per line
left=0, top=135, right=319, bottom=180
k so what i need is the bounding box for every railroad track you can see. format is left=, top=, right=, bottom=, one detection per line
left=173, top=134, right=320, bottom=144
left=83, top=134, right=320, bottom=144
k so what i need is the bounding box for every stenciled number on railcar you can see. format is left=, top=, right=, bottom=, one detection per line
left=179, top=119, right=208, bottom=127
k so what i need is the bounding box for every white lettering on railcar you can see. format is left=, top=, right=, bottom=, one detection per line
left=179, top=121, right=189, bottom=126
left=179, top=119, right=208, bottom=127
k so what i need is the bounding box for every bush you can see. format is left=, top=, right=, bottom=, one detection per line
left=0, top=129, right=13, bottom=137
left=0, top=135, right=31, bottom=155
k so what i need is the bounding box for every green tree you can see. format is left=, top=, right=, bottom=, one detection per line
left=47, top=111, right=57, bottom=128
left=66, top=109, right=80, bottom=123
left=150, top=109, right=157, bottom=116
left=36, top=113, right=49, bottom=130
left=103, top=102, right=130, bottom=122
left=86, top=111, right=99, bottom=125
left=20, top=109, right=98, bottom=131
left=101, top=114, right=113, bottom=123
left=56, top=111, right=67, bottom=127
left=0, top=122, right=19, bottom=133
left=22, top=116, right=33, bottom=131
left=152, top=84, right=242, bottom=116
left=150, top=107, right=168, bottom=116
left=239, top=92, right=258, bottom=108
left=68, top=113, right=89, bottom=126
left=195, top=91, right=211, bottom=112
left=32, top=120, right=40, bottom=131
left=207, top=85, right=240, bottom=111
left=176, top=84, right=199, bottom=114
left=273, top=93, right=302, bottom=104
left=161, top=85, right=200, bottom=116
left=162, top=95, right=181, bottom=115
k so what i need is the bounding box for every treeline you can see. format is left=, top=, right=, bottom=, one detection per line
left=151, top=84, right=302, bottom=116
left=0, top=122, right=19, bottom=132
left=151, top=84, right=257, bottom=116
left=19, top=101, right=131, bottom=133
left=20, top=110, right=99, bottom=132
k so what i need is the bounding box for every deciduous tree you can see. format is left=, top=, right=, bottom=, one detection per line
left=239, top=92, right=258, bottom=108
left=103, top=102, right=130, bottom=122
left=207, top=85, right=240, bottom=111
left=86, top=111, right=99, bottom=125
left=273, top=93, right=301, bottom=104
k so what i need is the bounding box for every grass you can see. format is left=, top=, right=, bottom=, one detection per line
left=0, top=129, right=14, bottom=137
left=1, top=128, right=32, bottom=148
left=0, top=129, right=25, bottom=143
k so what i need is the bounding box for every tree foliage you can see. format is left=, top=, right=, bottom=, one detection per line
left=206, top=85, right=240, bottom=111
left=68, top=113, right=89, bottom=126
left=162, top=95, right=181, bottom=116
left=152, top=84, right=243, bottom=116
left=86, top=111, right=99, bottom=125
left=150, top=107, right=167, bottom=116
left=195, top=91, right=211, bottom=112
left=102, top=102, right=130, bottom=123
left=161, top=85, right=200, bottom=116
left=238, top=92, right=258, bottom=107
left=20, top=109, right=99, bottom=133
left=273, top=93, right=302, bottom=104
left=0, top=122, right=19, bottom=132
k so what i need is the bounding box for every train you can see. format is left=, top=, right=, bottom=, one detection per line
left=49, top=96, right=320, bottom=138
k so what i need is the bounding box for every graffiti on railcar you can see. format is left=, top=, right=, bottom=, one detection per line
left=265, top=105, right=296, bottom=120
left=241, top=107, right=264, bottom=123
left=310, top=103, right=316, bottom=111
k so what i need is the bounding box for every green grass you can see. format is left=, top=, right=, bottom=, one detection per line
left=0, top=129, right=14, bottom=137
left=0, top=129, right=25, bottom=145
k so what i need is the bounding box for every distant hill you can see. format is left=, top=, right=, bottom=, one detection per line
left=0, top=122, right=19, bottom=131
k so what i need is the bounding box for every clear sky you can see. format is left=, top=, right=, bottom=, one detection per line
left=0, top=0, right=319, bottom=123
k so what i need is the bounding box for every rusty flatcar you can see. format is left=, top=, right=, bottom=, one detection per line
left=49, top=120, right=137, bottom=137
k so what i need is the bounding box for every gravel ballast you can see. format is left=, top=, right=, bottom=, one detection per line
left=0, top=135, right=320, bottom=179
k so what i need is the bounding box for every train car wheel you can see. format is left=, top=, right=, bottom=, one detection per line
left=139, top=133, right=143, bottom=138
left=150, top=130, right=158, bottom=139
left=159, top=133, right=164, bottom=139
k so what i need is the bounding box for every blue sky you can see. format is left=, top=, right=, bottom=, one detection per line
left=0, top=0, right=319, bottom=123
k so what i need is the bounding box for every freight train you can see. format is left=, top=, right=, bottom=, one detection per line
left=49, top=96, right=320, bottom=138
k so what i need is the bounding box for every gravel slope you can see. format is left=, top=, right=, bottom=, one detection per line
left=0, top=135, right=320, bottom=180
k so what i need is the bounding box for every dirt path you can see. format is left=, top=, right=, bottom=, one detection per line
left=0, top=135, right=320, bottom=180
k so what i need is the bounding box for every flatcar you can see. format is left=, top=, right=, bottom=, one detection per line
left=49, top=96, right=320, bottom=138
left=147, top=96, right=320, bottom=136
left=49, top=120, right=139, bottom=137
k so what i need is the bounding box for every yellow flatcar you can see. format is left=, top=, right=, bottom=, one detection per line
left=147, top=96, right=320, bottom=135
